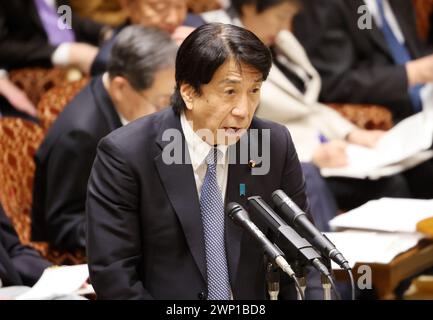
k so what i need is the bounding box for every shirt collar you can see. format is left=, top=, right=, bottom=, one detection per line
left=117, top=112, right=130, bottom=126
left=180, top=111, right=228, bottom=171
left=102, top=73, right=129, bottom=126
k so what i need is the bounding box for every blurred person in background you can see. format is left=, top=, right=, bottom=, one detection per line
left=0, top=0, right=110, bottom=74
left=91, top=0, right=205, bottom=75
left=31, top=26, right=178, bottom=252
left=293, top=0, right=433, bottom=200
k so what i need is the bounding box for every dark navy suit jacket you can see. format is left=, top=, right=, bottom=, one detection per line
left=32, top=76, right=122, bottom=251
left=86, top=107, right=318, bottom=300
left=0, top=205, right=51, bottom=287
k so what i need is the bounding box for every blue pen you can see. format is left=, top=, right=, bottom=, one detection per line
left=319, top=134, right=329, bottom=144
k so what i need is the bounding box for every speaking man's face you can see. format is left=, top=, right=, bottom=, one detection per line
left=182, top=58, right=263, bottom=146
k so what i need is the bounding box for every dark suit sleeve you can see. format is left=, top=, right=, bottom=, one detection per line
left=43, top=131, right=96, bottom=251
left=0, top=7, right=56, bottom=69
left=280, top=128, right=310, bottom=216
left=0, top=207, right=52, bottom=286
left=71, top=13, right=105, bottom=45
left=90, top=37, right=116, bottom=76
left=86, top=136, right=153, bottom=300
left=294, top=0, right=409, bottom=109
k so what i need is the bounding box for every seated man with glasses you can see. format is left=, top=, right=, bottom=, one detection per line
left=31, top=26, right=178, bottom=252
left=91, top=0, right=205, bottom=75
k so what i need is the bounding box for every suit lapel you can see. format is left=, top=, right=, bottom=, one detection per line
left=224, top=159, right=247, bottom=291
left=154, top=110, right=207, bottom=282
left=274, top=31, right=322, bottom=104
left=354, top=0, right=419, bottom=60
left=153, top=111, right=263, bottom=292
left=92, top=76, right=123, bottom=131
left=224, top=129, right=261, bottom=293
left=28, top=0, right=45, bottom=34
left=351, top=0, right=393, bottom=58
left=389, top=1, right=421, bottom=58
left=267, top=64, right=306, bottom=101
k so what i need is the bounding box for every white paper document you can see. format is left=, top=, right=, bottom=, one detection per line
left=16, top=264, right=89, bottom=300
left=321, top=85, right=433, bottom=179
left=325, top=231, right=424, bottom=269
left=329, top=198, right=433, bottom=233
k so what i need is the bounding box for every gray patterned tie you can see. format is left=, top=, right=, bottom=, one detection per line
left=199, top=148, right=231, bottom=300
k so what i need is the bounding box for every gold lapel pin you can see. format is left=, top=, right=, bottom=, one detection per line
left=248, top=160, right=256, bottom=168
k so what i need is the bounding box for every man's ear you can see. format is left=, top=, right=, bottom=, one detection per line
left=180, top=83, right=196, bottom=110
left=109, top=76, right=128, bottom=101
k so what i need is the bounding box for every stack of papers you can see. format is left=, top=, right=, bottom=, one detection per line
left=325, top=231, right=424, bottom=268
left=326, top=198, right=433, bottom=268
left=321, top=84, right=433, bottom=179
left=329, top=198, right=433, bottom=233
left=16, top=264, right=91, bottom=300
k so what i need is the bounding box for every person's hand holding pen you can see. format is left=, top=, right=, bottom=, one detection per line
left=345, top=129, right=386, bottom=148
left=312, top=134, right=348, bottom=168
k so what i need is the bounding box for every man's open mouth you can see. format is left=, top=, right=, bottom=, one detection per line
left=223, top=127, right=242, bottom=135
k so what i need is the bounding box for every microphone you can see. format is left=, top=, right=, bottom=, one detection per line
left=247, top=196, right=331, bottom=277
left=226, top=202, right=296, bottom=278
left=272, top=190, right=350, bottom=270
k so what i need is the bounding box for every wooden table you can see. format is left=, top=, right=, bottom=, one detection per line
left=335, top=240, right=433, bottom=299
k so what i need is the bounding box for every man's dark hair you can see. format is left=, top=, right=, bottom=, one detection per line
left=171, top=23, right=272, bottom=115
left=230, top=0, right=300, bottom=16
left=108, top=25, right=177, bottom=91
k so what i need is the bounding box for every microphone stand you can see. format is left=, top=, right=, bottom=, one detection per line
left=321, top=274, right=332, bottom=300
left=266, top=260, right=280, bottom=300
left=321, top=257, right=333, bottom=300
left=292, top=261, right=307, bottom=300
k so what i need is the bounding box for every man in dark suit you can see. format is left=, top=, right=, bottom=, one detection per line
left=0, top=204, right=51, bottom=291
left=86, top=23, right=321, bottom=300
left=294, top=0, right=433, bottom=200
left=0, top=0, right=107, bottom=73
left=294, top=0, right=433, bottom=122
left=90, top=0, right=205, bottom=75
left=32, top=26, right=178, bottom=251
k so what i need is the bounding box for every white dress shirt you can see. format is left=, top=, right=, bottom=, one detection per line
left=102, top=73, right=129, bottom=126
left=364, top=0, right=406, bottom=44
left=43, top=0, right=56, bottom=7
left=117, top=113, right=129, bottom=126
left=180, top=112, right=229, bottom=201
left=181, top=112, right=234, bottom=299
